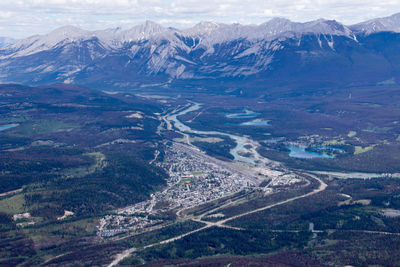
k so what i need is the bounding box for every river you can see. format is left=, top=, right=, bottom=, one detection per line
left=166, top=103, right=256, bottom=164
left=166, top=103, right=399, bottom=179
left=0, top=124, right=18, bottom=132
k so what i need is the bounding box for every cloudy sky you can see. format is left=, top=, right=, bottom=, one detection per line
left=1, top=0, right=400, bottom=38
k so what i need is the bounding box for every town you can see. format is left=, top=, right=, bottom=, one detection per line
left=97, top=142, right=303, bottom=237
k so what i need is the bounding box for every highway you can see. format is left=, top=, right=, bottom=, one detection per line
left=107, top=173, right=327, bottom=266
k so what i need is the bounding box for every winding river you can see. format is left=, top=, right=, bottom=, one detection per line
left=167, top=103, right=256, bottom=164
left=166, top=103, right=400, bottom=180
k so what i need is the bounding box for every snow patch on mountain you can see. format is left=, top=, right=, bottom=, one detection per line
left=0, top=14, right=399, bottom=85
left=351, top=13, right=400, bottom=34
left=4, top=26, right=90, bottom=58
left=0, top=37, right=16, bottom=48
left=0, top=17, right=357, bottom=60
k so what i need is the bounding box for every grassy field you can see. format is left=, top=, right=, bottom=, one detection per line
left=354, top=145, right=376, bottom=155
left=61, top=152, right=107, bottom=179
left=347, top=131, right=357, bottom=137
left=0, top=194, right=27, bottom=214
left=11, top=120, right=76, bottom=136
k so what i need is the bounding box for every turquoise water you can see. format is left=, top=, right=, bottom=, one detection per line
left=313, top=146, right=345, bottom=152
left=287, top=146, right=335, bottom=159
left=168, top=104, right=256, bottom=164
left=241, top=120, right=270, bottom=126
left=0, top=124, right=18, bottom=132
left=226, top=109, right=260, bottom=119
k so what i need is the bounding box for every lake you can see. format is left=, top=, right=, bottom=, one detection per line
left=287, top=145, right=335, bottom=159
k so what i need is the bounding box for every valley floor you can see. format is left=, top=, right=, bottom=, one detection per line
left=1, top=85, right=400, bottom=267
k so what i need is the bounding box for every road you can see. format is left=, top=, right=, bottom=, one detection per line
left=173, top=142, right=261, bottom=185
left=108, top=224, right=209, bottom=267
left=218, top=174, right=327, bottom=225
left=107, top=173, right=327, bottom=266
left=0, top=188, right=23, bottom=198
left=191, top=174, right=326, bottom=228
left=106, top=104, right=328, bottom=266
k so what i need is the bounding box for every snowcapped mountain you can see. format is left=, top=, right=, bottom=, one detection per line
left=351, top=13, right=400, bottom=34
left=0, top=17, right=356, bottom=59
left=0, top=37, right=16, bottom=48
left=3, top=26, right=91, bottom=58
left=255, top=18, right=354, bottom=40
left=1, top=14, right=400, bottom=89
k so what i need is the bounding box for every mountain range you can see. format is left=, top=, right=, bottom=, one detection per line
left=0, top=37, right=15, bottom=48
left=1, top=13, right=400, bottom=90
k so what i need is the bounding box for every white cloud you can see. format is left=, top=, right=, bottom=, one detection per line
left=0, top=0, right=399, bottom=38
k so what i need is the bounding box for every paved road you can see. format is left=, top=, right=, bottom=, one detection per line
left=218, top=173, right=327, bottom=226
left=173, top=142, right=260, bottom=185
left=107, top=173, right=326, bottom=267
left=191, top=174, right=326, bottom=229
left=107, top=224, right=209, bottom=267
left=106, top=104, right=329, bottom=266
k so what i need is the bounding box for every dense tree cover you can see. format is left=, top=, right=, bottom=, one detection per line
left=0, top=212, right=36, bottom=266
left=1, top=81, right=400, bottom=266
left=124, top=178, right=400, bottom=266
left=192, top=137, right=235, bottom=160
left=121, top=221, right=205, bottom=248
left=0, top=84, right=167, bottom=219
left=129, top=227, right=311, bottom=263
left=181, top=84, right=400, bottom=173
left=0, top=84, right=169, bottom=265
left=24, top=152, right=166, bottom=217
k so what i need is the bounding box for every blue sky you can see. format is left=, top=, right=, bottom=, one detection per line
left=1, top=0, right=400, bottom=38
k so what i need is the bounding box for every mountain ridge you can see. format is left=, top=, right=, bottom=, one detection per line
left=6, top=12, right=400, bottom=54
left=350, top=13, right=400, bottom=34
left=2, top=17, right=358, bottom=57
left=0, top=37, right=16, bottom=48
left=1, top=13, right=400, bottom=89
